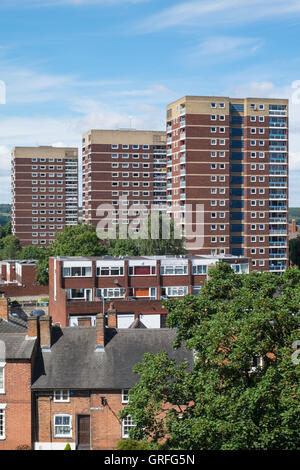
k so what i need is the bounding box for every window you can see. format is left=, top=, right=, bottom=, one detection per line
left=0, top=364, right=5, bottom=394
left=54, top=390, right=70, bottom=402
left=122, top=389, right=130, bottom=404
left=63, top=266, right=92, bottom=277
left=160, top=265, right=188, bottom=275
left=163, top=286, right=188, bottom=297
left=54, top=415, right=72, bottom=438
left=0, top=407, right=6, bottom=440
left=192, top=265, right=207, bottom=275
left=98, top=288, right=126, bottom=298
left=122, top=415, right=135, bottom=438
left=96, top=266, right=124, bottom=276
left=210, top=102, right=216, bottom=108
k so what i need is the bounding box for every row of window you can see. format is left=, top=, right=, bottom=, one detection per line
left=63, top=264, right=209, bottom=278
left=111, top=144, right=150, bottom=150
left=32, top=195, right=64, bottom=200
left=112, top=172, right=150, bottom=178
left=111, top=163, right=150, bottom=169
left=111, top=182, right=150, bottom=188
left=32, top=180, right=64, bottom=185
left=112, top=191, right=151, bottom=197
left=110, top=153, right=151, bottom=159
left=32, top=203, right=64, bottom=207
left=31, top=158, right=64, bottom=163
left=32, top=173, right=64, bottom=178
left=32, top=165, right=65, bottom=170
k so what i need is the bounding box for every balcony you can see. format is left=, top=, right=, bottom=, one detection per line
left=180, top=192, right=186, bottom=200
left=269, top=182, right=287, bottom=188
left=269, top=110, right=287, bottom=117
left=180, top=107, right=186, bottom=116
left=269, top=206, right=287, bottom=211
left=269, top=145, right=287, bottom=152
left=269, top=134, right=287, bottom=140
left=180, top=168, right=186, bottom=176
left=180, top=181, right=186, bottom=188
left=269, top=253, right=288, bottom=259
left=180, top=144, right=186, bottom=152
left=167, top=126, right=172, bottom=133
left=180, top=119, right=186, bottom=128
left=269, top=217, right=287, bottom=223
left=180, top=155, right=186, bottom=164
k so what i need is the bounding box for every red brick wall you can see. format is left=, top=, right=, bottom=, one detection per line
left=0, top=361, right=32, bottom=450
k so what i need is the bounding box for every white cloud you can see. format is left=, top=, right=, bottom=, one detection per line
left=139, top=0, right=300, bottom=33
left=186, top=36, right=262, bottom=63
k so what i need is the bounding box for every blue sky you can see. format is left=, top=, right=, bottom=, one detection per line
left=0, top=0, right=300, bottom=206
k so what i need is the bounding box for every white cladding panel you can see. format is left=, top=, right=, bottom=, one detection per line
left=128, top=259, right=157, bottom=267
left=117, top=314, right=134, bottom=329
left=63, top=261, right=92, bottom=268
left=139, top=314, right=161, bottom=328
left=96, top=260, right=124, bottom=267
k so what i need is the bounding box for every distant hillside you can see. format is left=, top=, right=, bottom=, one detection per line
left=0, top=204, right=11, bottom=227
left=289, top=208, right=300, bottom=225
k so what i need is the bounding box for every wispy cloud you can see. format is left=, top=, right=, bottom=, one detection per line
left=139, top=0, right=300, bottom=33
left=0, top=0, right=148, bottom=7
left=186, top=36, right=262, bottom=63
left=0, top=0, right=150, bottom=9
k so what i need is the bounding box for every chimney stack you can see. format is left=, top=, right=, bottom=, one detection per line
left=107, top=302, right=117, bottom=329
left=95, top=313, right=105, bottom=351
left=0, top=293, right=8, bottom=321
left=27, top=315, right=39, bottom=338
left=40, top=316, right=52, bottom=349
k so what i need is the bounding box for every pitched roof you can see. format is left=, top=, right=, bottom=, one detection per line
left=0, top=332, right=36, bottom=360
left=0, top=316, right=27, bottom=333
left=32, top=327, right=193, bottom=390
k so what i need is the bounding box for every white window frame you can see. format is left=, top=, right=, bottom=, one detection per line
left=54, top=390, right=70, bottom=402
left=122, top=415, right=135, bottom=439
left=54, top=414, right=72, bottom=438
left=122, top=389, right=130, bottom=404
left=0, top=363, right=5, bottom=394
left=0, top=405, right=6, bottom=440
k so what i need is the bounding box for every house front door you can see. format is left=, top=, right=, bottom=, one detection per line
left=77, top=415, right=90, bottom=450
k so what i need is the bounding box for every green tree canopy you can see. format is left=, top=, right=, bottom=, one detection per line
left=289, top=236, right=300, bottom=268
left=35, top=225, right=108, bottom=285
left=120, top=262, right=300, bottom=450
left=0, top=234, right=21, bottom=260
left=107, top=214, right=185, bottom=256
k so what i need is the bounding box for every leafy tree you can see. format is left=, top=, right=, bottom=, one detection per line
left=20, top=245, right=45, bottom=260
left=289, top=236, right=300, bottom=268
left=0, top=235, right=21, bottom=260
left=117, top=439, right=152, bottom=450
left=120, top=262, right=300, bottom=450
left=35, top=225, right=108, bottom=285
left=107, top=214, right=185, bottom=256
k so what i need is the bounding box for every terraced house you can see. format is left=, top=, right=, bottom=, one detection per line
left=48, top=254, right=249, bottom=327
